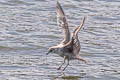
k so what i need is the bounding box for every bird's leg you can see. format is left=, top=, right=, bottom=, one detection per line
left=57, top=56, right=66, bottom=70
left=62, top=59, right=69, bottom=71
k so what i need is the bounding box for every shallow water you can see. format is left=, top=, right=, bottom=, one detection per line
left=0, top=0, right=120, bottom=80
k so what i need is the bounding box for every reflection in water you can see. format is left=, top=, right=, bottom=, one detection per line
left=55, top=72, right=86, bottom=80
left=0, top=0, right=120, bottom=80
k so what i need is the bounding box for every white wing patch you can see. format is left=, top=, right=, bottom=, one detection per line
left=57, top=16, right=64, bottom=27
left=73, top=37, right=79, bottom=47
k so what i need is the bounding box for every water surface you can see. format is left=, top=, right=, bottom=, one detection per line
left=0, top=0, right=120, bottom=80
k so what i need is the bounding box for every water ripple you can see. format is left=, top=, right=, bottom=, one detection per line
left=0, top=0, right=120, bottom=80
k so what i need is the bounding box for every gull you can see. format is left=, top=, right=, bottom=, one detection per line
left=46, top=1, right=87, bottom=71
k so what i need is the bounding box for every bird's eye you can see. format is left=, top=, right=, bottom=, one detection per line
left=50, top=49, right=52, bottom=52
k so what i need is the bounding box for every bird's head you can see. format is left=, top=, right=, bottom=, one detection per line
left=46, top=47, right=56, bottom=55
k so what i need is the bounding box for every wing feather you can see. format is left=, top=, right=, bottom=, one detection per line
left=73, top=16, right=86, bottom=36
left=72, top=16, right=86, bottom=55
left=57, top=1, right=70, bottom=44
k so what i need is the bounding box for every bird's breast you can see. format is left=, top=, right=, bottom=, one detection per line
left=55, top=47, right=74, bottom=59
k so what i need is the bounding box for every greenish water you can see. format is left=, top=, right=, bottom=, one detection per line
left=0, top=0, right=120, bottom=80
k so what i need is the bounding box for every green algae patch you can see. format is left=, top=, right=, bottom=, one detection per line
left=61, top=76, right=81, bottom=79
left=54, top=75, right=83, bottom=80
left=0, top=46, right=14, bottom=50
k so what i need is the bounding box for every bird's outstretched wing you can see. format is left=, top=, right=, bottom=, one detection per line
left=72, top=16, right=86, bottom=55
left=57, top=1, right=70, bottom=44
left=73, top=16, right=86, bottom=37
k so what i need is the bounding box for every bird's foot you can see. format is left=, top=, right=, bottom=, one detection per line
left=56, top=67, right=61, bottom=70
left=84, top=60, right=88, bottom=64
left=61, top=71, right=65, bottom=76
left=79, top=57, right=88, bottom=64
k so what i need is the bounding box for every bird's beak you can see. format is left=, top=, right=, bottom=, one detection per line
left=46, top=52, right=49, bottom=55
left=46, top=51, right=50, bottom=55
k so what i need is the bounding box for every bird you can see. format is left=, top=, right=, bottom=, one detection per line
left=46, top=1, right=87, bottom=71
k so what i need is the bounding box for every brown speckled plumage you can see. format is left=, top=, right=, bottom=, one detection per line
left=46, top=1, right=87, bottom=71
